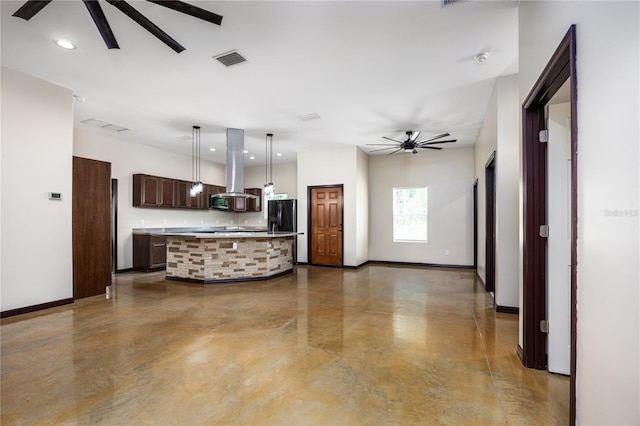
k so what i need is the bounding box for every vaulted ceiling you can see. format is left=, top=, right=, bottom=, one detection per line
left=1, top=0, right=519, bottom=165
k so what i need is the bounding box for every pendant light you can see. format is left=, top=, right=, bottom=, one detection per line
left=264, top=133, right=274, bottom=196
left=190, top=125, right=203, bottom=196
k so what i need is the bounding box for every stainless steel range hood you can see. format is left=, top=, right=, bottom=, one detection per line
left=218, top=128, right=256, bottom=198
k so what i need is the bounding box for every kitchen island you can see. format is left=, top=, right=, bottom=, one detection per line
left=133, top=228, right=297, bottom=284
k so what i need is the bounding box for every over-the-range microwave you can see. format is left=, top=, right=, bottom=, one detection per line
left=209, top=194, right=229, bottom=210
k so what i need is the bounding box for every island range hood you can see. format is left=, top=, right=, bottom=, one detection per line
left=217, top=128, right=256, bottom=198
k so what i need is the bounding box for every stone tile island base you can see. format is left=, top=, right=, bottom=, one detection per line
left=166, top=236, right=294, bottom=283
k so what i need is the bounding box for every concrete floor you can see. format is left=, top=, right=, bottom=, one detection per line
left=1, top=265, right=568, bottom=425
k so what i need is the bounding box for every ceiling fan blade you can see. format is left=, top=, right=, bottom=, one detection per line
left=415, top=133, right=450, bottom=144
left=146, top=1, right=223, bottom=25
left=418, top=146, right=443, bottom=150
left=382, top=136, right=404, bottom=143
left=419, top=139, right=457, bottom=146
left=83, top=0, right=119, bottom=49
left=410, top=131, right=421, bottom=142
left=388, top=148, right=403, bottom=155
left=368, top=146, right=401, bottom=153
left=107, top=0, right=185, bottom=53
left=366, top=143, right=400, bottom=146
left=12, top=0, right=52, bottom=20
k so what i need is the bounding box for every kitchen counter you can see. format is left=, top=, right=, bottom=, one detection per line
left=132, top=226, right=269, bottom=235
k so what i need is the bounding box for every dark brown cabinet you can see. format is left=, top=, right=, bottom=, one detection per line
left=245, top=188, right=262, bottom=212
left=133, top=174, right=175, bottom=208
left=133, top=174, right=259, bottom=212
left=231, top=196, right=246, bottom=212
left=175, top=180, right=204, bottom=209
left=133, top=234, right=168, bottom=272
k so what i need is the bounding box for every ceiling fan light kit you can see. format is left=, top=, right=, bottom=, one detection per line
left=367, top=130, right=457, bottom=155
left=12, top=0, right=223, bottom=52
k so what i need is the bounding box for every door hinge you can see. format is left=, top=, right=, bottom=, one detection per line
left=540, top=320, right=549, bottom=334
left=539, top=129, right=549, bottom=143
left=539, top=224, right=549, bottom=238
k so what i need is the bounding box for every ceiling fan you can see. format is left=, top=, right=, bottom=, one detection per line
left=367, top=131, right=457, bottom=155
left=12, top=0, right=223, bottom=53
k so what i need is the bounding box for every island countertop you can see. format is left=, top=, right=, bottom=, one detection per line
left=132, top=226, right=301, bottom=239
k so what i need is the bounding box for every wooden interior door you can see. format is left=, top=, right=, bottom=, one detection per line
left=73, top=156, right=112, bottom=299
left=310, top=186, right=343, bottom=266
left=485, top=153, right=496, bottom=293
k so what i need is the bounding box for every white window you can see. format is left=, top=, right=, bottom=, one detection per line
left=393, top=187, right=428, bottom=243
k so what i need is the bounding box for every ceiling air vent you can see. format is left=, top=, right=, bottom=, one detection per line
left=81, top=118, right=128, bottom=132
left=213, top=50, right=247, bottom=67
left=298, top=113, right=321, bottom=122
left=442, top=0, right=466, bottom=6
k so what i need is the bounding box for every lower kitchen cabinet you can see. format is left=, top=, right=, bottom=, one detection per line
left=133, top=234, right=167, bottom=272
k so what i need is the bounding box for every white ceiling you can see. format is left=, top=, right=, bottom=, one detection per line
left=1, top=0, right=519, bottom=166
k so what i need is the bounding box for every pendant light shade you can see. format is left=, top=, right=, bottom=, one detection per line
left=190, top=125, right=203, bottom=196
left=264, top=133, right=274, bottom=196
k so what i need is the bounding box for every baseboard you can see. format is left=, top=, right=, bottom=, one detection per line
left=1, top=298, right=74, bottom=319
left=367, top=260, right=475, bottom=270
left=496, top=305, right=520, bottom=315
left=516, top=344, right=524, bottom=364
left=297, top=261, right=474, bottom=270
left=115, top=268, right=134, bottom=274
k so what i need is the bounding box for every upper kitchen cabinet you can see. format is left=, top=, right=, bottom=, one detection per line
left=133, top=174, right=175, bottom=208
left=245, top=188, right=262, bottom=212
left=175, top=180, right=205, bottom=209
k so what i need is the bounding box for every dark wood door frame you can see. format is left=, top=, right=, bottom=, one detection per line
left=307, top=184, right=344, bottom=267
left=521, top=25, right=577, bottom=425
left=112, top=179, right=118, bottom=274
left=473, top=179, right=478, bottom=269
left=485, top=152, right=496, bottom=293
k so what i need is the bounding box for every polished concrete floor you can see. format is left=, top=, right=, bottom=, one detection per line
left=1, top=265, right=568, bottom=425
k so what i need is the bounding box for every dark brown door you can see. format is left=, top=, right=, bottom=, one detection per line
left=73, top=156, right=112, bottom=299
left=485, top=152, right=496, bottom=293
left=310, top=186, right=343, bottom=266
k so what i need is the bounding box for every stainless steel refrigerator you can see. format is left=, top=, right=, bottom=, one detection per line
left=268, top=199, right=297, bottom=263
left=268, top=199, right=297, bottom=233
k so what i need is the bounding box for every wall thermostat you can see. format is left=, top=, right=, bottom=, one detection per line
left=48, top=192, right=62, bottom=200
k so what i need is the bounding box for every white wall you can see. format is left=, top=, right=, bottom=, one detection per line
left=519, top=2, right=639, bottom=423
left=74, top=127, right=232, bottom=270
left=369, top=147, right=475, bottom=266
left=475, top=75, right=520, bottom=309
left=355, top=148, right=369, bottom=266
left=495, top=75, right=520, bottom=309
left=1, top=68, right=74, bottom=311
left=297, top=146, right=367, bottom=266
left=475, top=84, right=498, bottom=281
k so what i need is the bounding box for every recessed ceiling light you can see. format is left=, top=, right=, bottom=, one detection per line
left=55, top=39, right=76, bottom=50
left=209, top=148, right=216, bottom=152
left=276, top=153, right=282, bottom=157
left=243, top=150, right=249, bottom=154
left=250, top=156, right=255, bottom=160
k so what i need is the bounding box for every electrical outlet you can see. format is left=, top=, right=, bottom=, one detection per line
left=445, top=249, right=450, bottom=256
left=232, top=242, right=237, bottom=250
